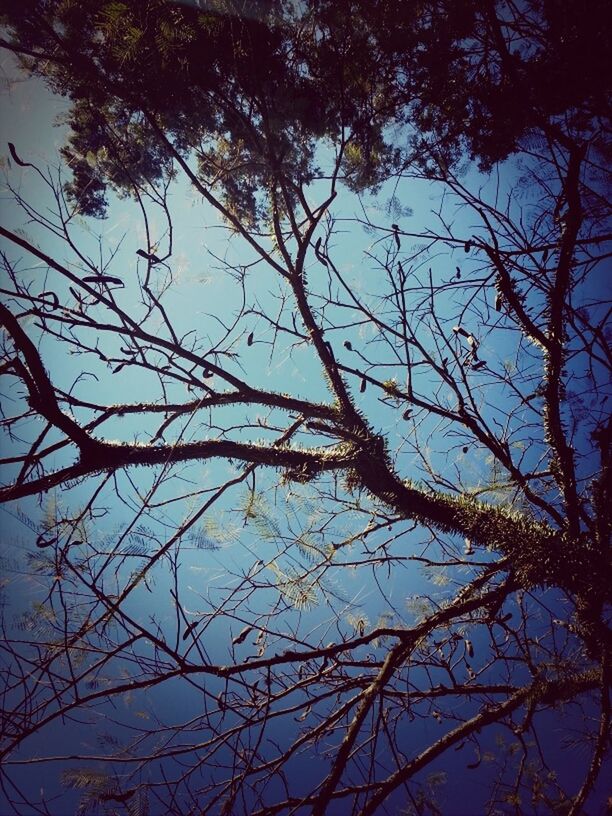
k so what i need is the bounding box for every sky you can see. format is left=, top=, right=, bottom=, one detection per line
left=0, top=43, right=610, bottom=816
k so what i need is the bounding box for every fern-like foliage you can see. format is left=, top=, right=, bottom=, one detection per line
left=267, top=559, right=318, bottom=610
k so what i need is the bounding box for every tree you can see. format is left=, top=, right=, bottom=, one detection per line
left=0, top=1, right=610, bottom=814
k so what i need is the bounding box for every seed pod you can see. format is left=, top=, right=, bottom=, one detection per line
left=391, top=223, right=401, bottom=249
left=136, top=249, right=161, bottom=263
left=232, top=626, right=252, bottom=646
left=465, top=639, right=474, bottom=658
left=83, top=274, right=124, bottom=287
left=247, top=332, right=254, bottom=346
left=8, top=142, right=30, bottom=167
left=314, top=236, right=328, bottom=266
left=343, top=340, right=353, bottom=351
left=360, top=377, right=367, bottom=393
left=182, top=621, right=197, bottom=641
left=464, top=240, right=472, bottom=253
left=403, top=408, right=412, bottom=420
left=39, top=291, right=59, bottom=311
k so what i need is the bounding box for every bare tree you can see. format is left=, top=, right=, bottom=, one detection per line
left=0, top=3, right=610, bottom=815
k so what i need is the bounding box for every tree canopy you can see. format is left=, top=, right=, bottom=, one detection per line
left=0, top=1, right=610, bottom=814
left=3, top=0, right=609, bottom=220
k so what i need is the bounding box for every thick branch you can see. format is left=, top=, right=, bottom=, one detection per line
left=0, top=438, right=353, bottom=503
left=542, top=144, right=585, bottom=536
left=0, top=302, right=97, bottom=455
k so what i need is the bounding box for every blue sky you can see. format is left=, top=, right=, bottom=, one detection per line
left=1, top=46, right=609, bottom=816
